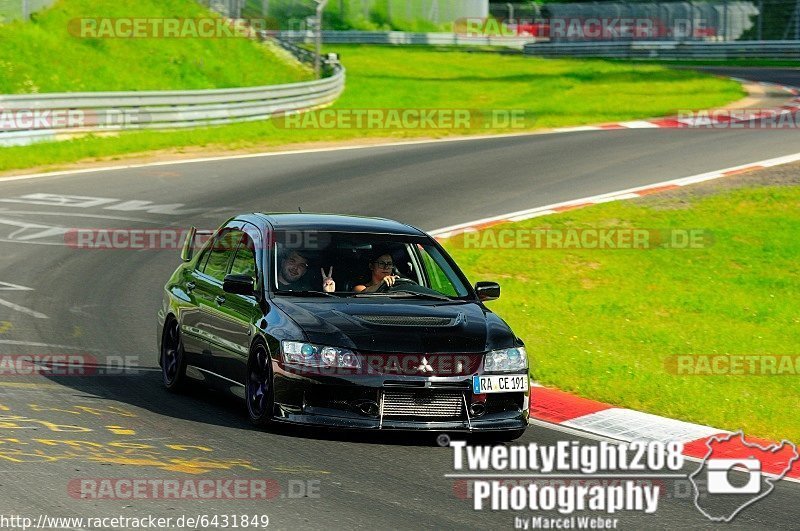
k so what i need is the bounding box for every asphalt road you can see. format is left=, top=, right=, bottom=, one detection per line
left=0, top=67, right=798, bottom=530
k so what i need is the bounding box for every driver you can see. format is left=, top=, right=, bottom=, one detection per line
left=354, top=252, right=399, bottom=293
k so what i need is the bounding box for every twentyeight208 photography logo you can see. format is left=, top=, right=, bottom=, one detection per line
left=690, top=432, right=799, bottom=522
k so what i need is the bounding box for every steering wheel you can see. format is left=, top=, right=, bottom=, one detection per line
left=375, top=276, right=417, bottom=293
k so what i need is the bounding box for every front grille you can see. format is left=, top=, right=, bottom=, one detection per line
left=354, top=315, right=453, bottom=327
left=382, top=390, right=464, bottom=418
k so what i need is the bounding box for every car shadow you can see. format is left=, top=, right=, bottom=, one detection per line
left=39, top=364, right=489, bottom=447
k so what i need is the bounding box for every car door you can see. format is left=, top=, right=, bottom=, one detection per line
left=186, top=223, right=243, bottom=373
left=178, top=227, right=228, bottom=370
left=213, top=223, right=263, bottom=384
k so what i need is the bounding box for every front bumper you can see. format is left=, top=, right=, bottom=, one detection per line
left=272, top=365, right=529, bottom=432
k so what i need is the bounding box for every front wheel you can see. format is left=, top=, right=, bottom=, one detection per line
left=246, top=342, right=275, bottom=427
left=161, top=318, right=187, bottom=392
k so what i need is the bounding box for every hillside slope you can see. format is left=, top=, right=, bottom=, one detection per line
left=0, top=0, right=312, bottom=93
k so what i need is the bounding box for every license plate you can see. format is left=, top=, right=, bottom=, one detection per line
left=473, top=374, right=528, bottom=394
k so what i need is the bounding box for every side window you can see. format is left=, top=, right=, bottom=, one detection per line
left=203, top=229, right=242, bottom=282
left=416, top=244, right=460, bottom=297
left=230, top=233, right=257, bottom=279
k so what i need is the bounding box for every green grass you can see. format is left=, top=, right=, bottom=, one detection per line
left=0, top=0, right=311, bottom=92
left=0, top=44, right=743, bottom=173
left=443, top=184, right=800, bottom=442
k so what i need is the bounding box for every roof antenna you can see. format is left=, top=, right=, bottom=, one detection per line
left=298, top=206, right=303, bottom=213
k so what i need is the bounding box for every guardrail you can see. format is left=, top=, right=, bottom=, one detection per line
left=277, top=30, right=530, bottom=48
left=0, top=39, right=345, bottom=147
left=523, top=40, right=800, bottom=60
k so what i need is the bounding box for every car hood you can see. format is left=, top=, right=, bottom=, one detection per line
left=271, top=298, right=516, bottom=353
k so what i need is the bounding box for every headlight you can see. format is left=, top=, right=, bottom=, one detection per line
left=484, top=347, right=528, bottom=373
left=281, top=341, right=360, bottom=369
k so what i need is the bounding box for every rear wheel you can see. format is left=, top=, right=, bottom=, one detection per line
left=247, top=342, right=274, bottom=427
left=161, top=318, right=187, bottom=392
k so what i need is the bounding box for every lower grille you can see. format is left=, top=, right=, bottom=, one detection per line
left=382, top=390, right=464, bottom=418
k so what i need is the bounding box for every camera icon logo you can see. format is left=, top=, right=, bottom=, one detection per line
left=690, top=431, right=798, bottom=522
left=706, top=458, right=761, bottom=494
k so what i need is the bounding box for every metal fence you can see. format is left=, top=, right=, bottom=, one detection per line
left=277, top=28, right=529, bottom=46
left=0, top=0, right=55, bottom=22
left=493, top=1, right=800, bottom=41
left=523, top=39, right=800, bottom=59
left=0, top=38, right=345, bottom=147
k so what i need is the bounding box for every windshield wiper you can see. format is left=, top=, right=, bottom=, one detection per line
left=355, top=290, right=452, bottom=301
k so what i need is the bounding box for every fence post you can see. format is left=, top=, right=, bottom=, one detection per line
left=723, top=0, right=728, bottom=41
left=314, top=0, right=329, bottom=79
left=796, top=0, right=800, bottom=40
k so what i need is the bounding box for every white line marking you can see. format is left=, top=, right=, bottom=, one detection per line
left=562, top=408, right=725, bottom=444
left=618, top=120, right=661, bottom=128
left=0, top=131, right=554, bottom=183
left=0, top=281, right=32, bottom=291
left=0, top=298, right=48, bottom=319
left=429, top=151, right=800, bottom=235
left=0, top=216, right=68, bottom=241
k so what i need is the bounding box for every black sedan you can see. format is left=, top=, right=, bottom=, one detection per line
left=157, top=213, right=529, bottom=439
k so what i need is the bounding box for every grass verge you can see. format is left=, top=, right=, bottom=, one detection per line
left=443, top=172, right=800, bottom=442
left=0, top=45, right=744, bottom=173
left=0, top=0, right=312, bottom=92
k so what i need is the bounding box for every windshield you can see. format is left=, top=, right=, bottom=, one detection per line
left=271, top=230, right=472, bottom=299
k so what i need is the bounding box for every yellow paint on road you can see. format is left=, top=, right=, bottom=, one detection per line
left=28, top=404, right=137, bottom=417
left=105, top=425, right=135, bottom=435
left=0, top=438, right=258, bottom=474
left=0, top=415, right=92, bottom=432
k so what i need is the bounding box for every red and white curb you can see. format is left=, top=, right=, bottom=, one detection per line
left=528, top=385, right=800, bottom=483
left=429, top=150, right=800, bottom=240
left=551, top=80, right=800, bottom=132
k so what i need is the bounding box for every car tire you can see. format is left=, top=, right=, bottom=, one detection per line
left=246, top=341, right=275, bottom=427
left=161, top=318, right=187, bottom=392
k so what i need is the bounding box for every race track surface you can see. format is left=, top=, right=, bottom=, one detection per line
left=0, top=67, right=798, bottom=529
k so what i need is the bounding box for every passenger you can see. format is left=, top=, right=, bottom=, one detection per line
left=277, top=249, right=313, bottom=291
left=277, top=249, right=336, bottom=293
left=354, top=252, right=399, bottom=293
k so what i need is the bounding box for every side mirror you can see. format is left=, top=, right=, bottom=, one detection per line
left=223, top=274, right=255, bottom=296
left=475, top=281, right=500, bottom=302
left=180, top=227, right=197, bottom=262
